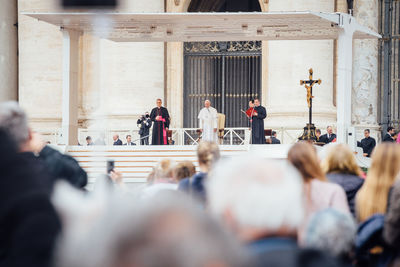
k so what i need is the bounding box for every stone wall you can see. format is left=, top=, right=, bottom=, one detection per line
left=0, top=0, right=18, bottom=102
left=16, top=0, right=380, bottom=145
left=18, top=0, right=164, bottom=144
left=352, top=0, right=380, bottom=141
left=265, top=0, right=336, bottom=142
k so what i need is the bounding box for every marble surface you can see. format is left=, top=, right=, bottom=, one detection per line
left=352, top=39, right=379, bottom=125
left=352, top=0, right=379, bottom=130
left=266, top=0, right=336, bottom=138
left=18, top=0, right=165, bottom=134
left=0, top=0, right=18, bottom=102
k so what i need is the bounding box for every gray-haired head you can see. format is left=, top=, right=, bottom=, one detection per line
left=304, top=208, right=356, bottom=257
left=207, top=155, right=304, bottom=240
left=54, top=190, right=249, bottom=267
left=0, top=101, right=29, bottom=148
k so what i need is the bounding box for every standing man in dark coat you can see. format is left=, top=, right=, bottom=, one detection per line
left=357, top=129, right=376, bottom=157
left=383, top=126, right=395, bottom=142
left=0, top=102, right=62, bottom=267
left=0, top=130, right=61, bottom=267
left=150, top=99, right=170, bottom=145
left=137, top=112, right=152, bottom=145
left=250, top=99, right=267, bottom=144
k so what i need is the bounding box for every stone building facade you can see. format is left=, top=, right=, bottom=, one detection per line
left=0, top=0, right=380, bottom=144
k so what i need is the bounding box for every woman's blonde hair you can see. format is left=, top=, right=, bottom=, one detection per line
left=321, top=144, right=361, bottom=176
left=356, top=143, right=400, bottom=222
left=173, top=161, right=196, bottom=181
left=287, top=141, right=326, bottom=182
left=197, top=141, right=220, bottom=172
left=153, top=159, right=175, bottom=180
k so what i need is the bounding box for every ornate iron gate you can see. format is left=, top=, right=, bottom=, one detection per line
left=379, top=0, right=400, bottom=132
left=183, top=41, right=261, bottom=128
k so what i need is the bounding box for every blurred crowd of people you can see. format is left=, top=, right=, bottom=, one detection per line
left=1, top=101, right=400, bottom=267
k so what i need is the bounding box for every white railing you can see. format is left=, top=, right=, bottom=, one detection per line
left=171, top=128, right=250, bottom=146
left=38, top=125, right=379, bottom=146
left=36, top=127, right=303, bottom=145
left=76, top=128, right=251, bottom=146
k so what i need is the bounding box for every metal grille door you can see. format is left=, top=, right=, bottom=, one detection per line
left=379, top=0, right=400, bottom=131
left=183, top=41, right=261, bottom=128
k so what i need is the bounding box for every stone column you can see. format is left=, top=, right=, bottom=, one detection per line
left=165, top=0, right=188, bottom=128
left=336, top=15, right=355, bottom=146
left=0, top=0, right=18, bottom=102
left=336, top=0, right=348, bottom=13
left=166, top=42, right=183, bottom=128
left=352, top=0, right=380, bottom=140
left=61, top=29, right=81, bottom=145
left=266, top=0, right=336, bottom=143
left=258, top=0, right=269, bottom=108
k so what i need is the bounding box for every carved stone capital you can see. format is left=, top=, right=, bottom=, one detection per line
left=174, top=0, right=180, bottom=6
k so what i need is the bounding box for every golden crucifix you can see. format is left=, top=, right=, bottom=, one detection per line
left=300, top=68, right=321, bottom=126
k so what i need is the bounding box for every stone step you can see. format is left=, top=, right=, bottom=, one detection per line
left=67, top=145, right=249, bottom=187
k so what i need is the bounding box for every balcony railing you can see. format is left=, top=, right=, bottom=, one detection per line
left=35, top=126, right=379, bottom=146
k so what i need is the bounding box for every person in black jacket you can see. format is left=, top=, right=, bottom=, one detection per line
left=137, top=112, right=152, bottom=145
left=0, top=129, right=61, bottom=267
left=38, top=145, right=88, bottom=189
left=383, top=126, right=395, bottom=142
left=357, top=129, right=376, bottom=157
left=0, top=101, right=87, bottom=189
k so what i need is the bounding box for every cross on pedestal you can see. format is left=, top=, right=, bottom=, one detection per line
left=298, top=68, right=322, bottom=142
left=300, top=68, right=321, bottom=125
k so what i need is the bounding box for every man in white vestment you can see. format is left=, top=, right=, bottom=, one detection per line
left=198, top=100, right=218, bottom=143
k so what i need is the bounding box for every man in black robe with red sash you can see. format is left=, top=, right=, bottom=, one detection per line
left=251, top=99, right=267, bottom=144
left=150, top=99, right=170, bottom=145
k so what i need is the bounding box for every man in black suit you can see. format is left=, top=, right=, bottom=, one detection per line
left=271, top=131, right=281, bottom=144
left=113, top=134, right=123, bottom=145
left=123, top=135, right=136, bottom=146
left=383, top=126, right=395, bottom=142
left=357, top=129, right=376, bottom=157
left=320, top=126, right=336, bottom=144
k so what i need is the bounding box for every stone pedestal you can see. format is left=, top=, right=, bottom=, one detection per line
left=298, top=123, right=317, bottom=141
left=61, top=29, right=81, bottom=145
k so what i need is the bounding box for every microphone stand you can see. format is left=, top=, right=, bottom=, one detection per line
left=249, top=107, right=256, bottom=145
left=242, top=108, right=255, bottom=145
left=133, top=134, right=150, bottom=143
